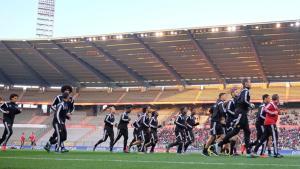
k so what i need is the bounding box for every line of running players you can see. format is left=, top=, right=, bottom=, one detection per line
left=202, top=78, right=283, bottom=158
left=0, top=80, right=282, bottom=156
left=93, top=105, right=164, bottom=153
left=45, top=79, right=282, bottom=157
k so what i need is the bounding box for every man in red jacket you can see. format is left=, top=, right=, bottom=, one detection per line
left=252, top=94, right=283, bottom=158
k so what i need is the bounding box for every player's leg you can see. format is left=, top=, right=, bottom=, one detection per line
left=0, top=125, right=8, bottom=145
left=61, top=124, right=69, bottom=153
left=20, top=140, right=24, bottom=149
left=113, top=129, right=122, bottom=146
left=143, top=130, right=151, bottom=152
left=140, top=130, right=146, bottom=152
left=253, top=125, right=269, bottom=156
left=229, top=136, right=237, bottom=155
left=267, top=137, right=272, bottom=156
left=217, top=121, right=240, bottom=150
left=150, top=131, right=158, bottom=153
left=131, top=130, right=142, bottom=151
left=271, top=125, right=282, bottom=157
left=176, top=130, right=184, bottom=154
left=128, top=130, right=137, bottom=150
left=108, top=128, right=114, bottom=152
left=144, top=131, right=153, bottom=149
left=166, top=129, right=180, bottom=153
left=55, top=123, right=62, bottom=152
left=123, top=129, right=129, bottom=152
left=178, top=129, right=186, bottom=154
left=44, top=123, right=58, bottom=152
left=184, top=130, right=193, bottom=152
left=94, top=128, right=109, bottom=150
left=203, top=122, right=219, bottom=155
left=2, top=122, right=13, bottom=150
left=242, top=121, right=251, bottom=154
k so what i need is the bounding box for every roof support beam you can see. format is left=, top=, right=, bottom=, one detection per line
left=88, top=41, right=150, bottom=87
left=245, top=27, right=269, bottom=83
left=26, top=41, right=80, bottom=87
left=133, top=34, right=187, bottom=87
left=1, top=41, right=50, bottom=87
left=186, top=30, right=226, bottom=84
left=0, top=68, right=13, bottom=85
left=53, top=41, right=118, bottom=88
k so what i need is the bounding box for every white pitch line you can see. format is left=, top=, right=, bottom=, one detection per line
left=0, top=156, right=300, bottom=167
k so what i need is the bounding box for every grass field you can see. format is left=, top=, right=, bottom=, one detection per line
left=0, top=150, right=300, bottom=169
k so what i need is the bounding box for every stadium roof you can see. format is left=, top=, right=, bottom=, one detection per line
left=0, top=19, right=299, bottom=88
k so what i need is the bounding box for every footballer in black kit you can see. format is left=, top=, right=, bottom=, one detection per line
left=216, top=79, right=255, bottom=156
left=113, top=106, right=132, bottom=153
left=202, top=93, right=227, bottom=156
left=138, top=106, right=151, bottom=152
left=166, top=107, right=188, bottom=154
left=250, top=94, right=271, bottom=156
left=0, top=94, right=22, bottom=151
left=225, top=88, right=239, bottom=155
left=184, top=108, right=200, bottom=152
left=93, top=106, right=116, bottom=152
left=128, top=113, right=141, bottom=151
left=145, top=111, right=162, bottom=153
left=44, top=85, right=75, bottom=153
left=44, top=92, right=72, bottom=153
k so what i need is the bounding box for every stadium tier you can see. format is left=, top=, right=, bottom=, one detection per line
left=0, top=20, right=300, bottom=88
left=1, top=20, right=300, bottom=162
left=1, top=84, right=300, bottom=104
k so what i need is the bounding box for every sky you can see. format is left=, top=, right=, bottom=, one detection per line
left=0, top=0, right=299, bottom=39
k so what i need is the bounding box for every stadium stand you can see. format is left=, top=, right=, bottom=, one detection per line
left=2, top=85, right=300, bottom=105
left=1, top=20, right=300, bottom=153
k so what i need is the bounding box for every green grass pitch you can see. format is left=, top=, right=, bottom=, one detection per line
left=0, top=150, right=299, bottom=169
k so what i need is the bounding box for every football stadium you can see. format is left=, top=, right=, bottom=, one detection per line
left=0, top=1, right=300, bottom=169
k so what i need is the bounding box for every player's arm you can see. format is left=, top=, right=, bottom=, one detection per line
left=56, top=104, right=63, bottom=124
left=193, top=118, right=200, bottom=126
left=241, top=90, right=253, bottom=108
left=0, top=102, right=9, bottom=114
left=69, top=98, right=75, bottom=114
left=174, top=116, right=185, bottom=128
left=226, top=100, right=235, bottom=115
left=66, top=113, right=72, bottom=120
left=186, top=116, right=193, bottom=128
left=149, top=118, right=156, bottom=128
left=15, top=104, right=22, bottom=115
left=264, top=104, right=278, bottom=116
left=142, top=115, right=149, bottom=127
left=51, top=96, right=60, bottom=111
left=133, top=119, right=140, bottom=128
left=121, top=113, right=129, bottom=122
left=105, top=114, right=114, bottom=125
left=219, top=101, right=227, bottom=115
left=258, top=105, right=265, bottom=119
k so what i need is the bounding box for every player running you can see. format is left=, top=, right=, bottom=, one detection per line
left=113, top=106, right=132, bottom=153
left=20, top=132, right=25, bottom=149
left=29, top=132, right=36, bottom=149
left=128, top=113, right=142, bottom=152
left=215, top=79, right=255, bottom=156
left=93, top=106, right=116, bottom=152
left=225, top=88, right=239, bottom=155
left=252, top=94, right=283, bottom=158
left=44, top=92, right=72, bottom=153
left=250, top=94, right=271, bottom=157
left=202, top=93, right=226, bottom=156
left=184, top=108, right=199, bottom=152
left=145, top=111, right=162, bottom=153
left=0, top=94, right=22, bottom=151
left=166, top=107, right=188, bottom=154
